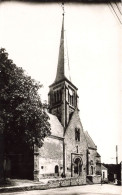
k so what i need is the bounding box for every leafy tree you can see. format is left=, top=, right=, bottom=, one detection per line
left=0, top=48, right=51, bottom=154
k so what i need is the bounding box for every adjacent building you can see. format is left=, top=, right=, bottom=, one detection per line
left=101, top=164, right=108, bottom=183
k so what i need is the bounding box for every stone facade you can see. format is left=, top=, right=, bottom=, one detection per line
left=34, top=14, right=101, bottom=183
left=64, top=109, right=87, bottom=179
left=87, top=149, right=99, bottom=175
left=49, top=80, right=78, bottom=128
left=39, top=137, right=63, bottom=178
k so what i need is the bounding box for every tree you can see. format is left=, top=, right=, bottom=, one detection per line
left=0, top=48, right=51, bottom=154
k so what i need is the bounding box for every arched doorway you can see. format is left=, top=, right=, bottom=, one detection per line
left=74, top=158, right=82, bottom=176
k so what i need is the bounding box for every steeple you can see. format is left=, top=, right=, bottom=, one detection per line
left=48, top=7, right=79, bottom=128
left=55, top=13, right=71, bottom=83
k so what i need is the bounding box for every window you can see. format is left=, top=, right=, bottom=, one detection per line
left=68, top=88, right=74, bottom=106
left=91, top=166, right=93, bottom=175
left=55, top=165, right=59, bottom=174
left=54, top=92, right=56, bottom=103
left=76, top=145, right=78, bottom=153
left=57, top=91, right=59, bottom=102
left=60, top=90, right=62, bottom=101
left=90, top=160, right=93, bottom=165
left=75, top=128, right=80, bottom=141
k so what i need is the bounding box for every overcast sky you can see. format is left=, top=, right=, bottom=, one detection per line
left=0, top=1, right=121, bottom=164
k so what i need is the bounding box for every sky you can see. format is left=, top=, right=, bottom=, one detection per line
left=0, top=1, right=121, bottom=164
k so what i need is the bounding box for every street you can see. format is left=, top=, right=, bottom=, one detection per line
left=1, top=184, right=122, bottom=195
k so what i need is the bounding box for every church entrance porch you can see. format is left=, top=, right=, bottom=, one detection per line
left=71, top=153, right=83, bottom=177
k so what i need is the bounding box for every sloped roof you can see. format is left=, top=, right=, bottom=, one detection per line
left=84, top=131, right=97, bottom=150
left=47, top=113, right=63, bottom=138
left=67, top=107, right=80, bottom=127
left=101, top=164, right=108, bottom=170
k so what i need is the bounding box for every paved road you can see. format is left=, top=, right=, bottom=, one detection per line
left=1, top=184, right=122, bottom=195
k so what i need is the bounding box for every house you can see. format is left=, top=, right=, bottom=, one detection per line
left=101, top=164, right=108, bottom=183
left=103, top=163, right=121, bottom=185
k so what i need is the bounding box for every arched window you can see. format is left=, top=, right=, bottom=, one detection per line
left=70, top=95, right=72, bottom=105
left=57, top=91, right=59, bottom=102
left=56, top=91, right=57, bottom=102
left=54, top=92, right=56, bottom=103
left=60, top=90, right=62, bottom=101
left=58, top=90, right=60, bottom=101
left=68, top=92, right=70, bottom=102
left=55, top=165, right=59, bottom=174
left=75, top=128, right=80, bottom=141
left=72, top=96, right=74, bottom=106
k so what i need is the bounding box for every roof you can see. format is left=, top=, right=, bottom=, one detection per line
left=47, top=113, right=63, bottom=138
left=101, top=164, right=108, bottom=170
left=84, top=131, right=97, bottom=150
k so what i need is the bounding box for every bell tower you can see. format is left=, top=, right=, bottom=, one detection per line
left=48, top=11, right=79, bottom=130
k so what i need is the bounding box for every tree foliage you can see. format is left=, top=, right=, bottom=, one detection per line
left=0, top=48, right=51, bottom=153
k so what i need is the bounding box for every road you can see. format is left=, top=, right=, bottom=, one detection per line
left=1, top=184, right=122, bottom=195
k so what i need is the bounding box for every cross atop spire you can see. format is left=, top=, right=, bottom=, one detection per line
left=61, top=2, right=65, bottom=16
left=54, top=6, right=71, bottom=83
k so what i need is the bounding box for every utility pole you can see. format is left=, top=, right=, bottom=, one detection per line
left=116, top=145, right=118, bottom=165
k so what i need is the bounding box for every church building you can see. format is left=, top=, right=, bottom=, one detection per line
left=34, top=14, right=101, bottom=183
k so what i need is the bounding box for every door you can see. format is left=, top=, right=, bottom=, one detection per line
left=74, top=158, right=82, bottom=176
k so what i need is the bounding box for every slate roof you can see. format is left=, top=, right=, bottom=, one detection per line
left=84, top=131, right=97, bottom=150
left=47, top=113, right=64, bottom=138
left=54, top=15, right=71, bottom=83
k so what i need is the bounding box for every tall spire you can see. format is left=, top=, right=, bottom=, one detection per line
left=55, top=5, right=71, bottom=83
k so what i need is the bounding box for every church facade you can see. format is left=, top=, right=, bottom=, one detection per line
left=34, top=15, right=101, bottom=183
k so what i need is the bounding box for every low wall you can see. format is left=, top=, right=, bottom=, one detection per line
left=92, top=175, right=101, bottom=184
left=0, top=176, right=86, bottom=193
left=47, top=176, right=86, bottom=188
left=87, top=175, right=101, bottom=184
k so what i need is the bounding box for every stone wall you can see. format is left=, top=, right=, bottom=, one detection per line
left=87, top=175, right=101, bottom=184
left=39, top=137, right=63, bottom=178
left=47, top=176, right=86, bottom=188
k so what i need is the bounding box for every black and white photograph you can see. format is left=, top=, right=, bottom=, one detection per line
left=0, top=0, right=121, bottom=194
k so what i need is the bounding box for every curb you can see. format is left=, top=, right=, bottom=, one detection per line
left=0, top=184, right=49, bottom=193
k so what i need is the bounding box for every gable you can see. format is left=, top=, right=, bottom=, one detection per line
left=65, top=109, right=87, bottom=150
